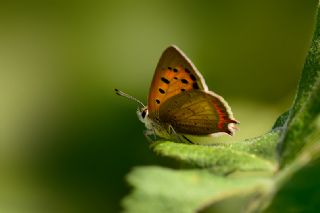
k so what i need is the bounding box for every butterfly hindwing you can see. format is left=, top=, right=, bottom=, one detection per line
left=148, top=46, right=207, bottom=118
left=159, top=90, right=238, bottom=135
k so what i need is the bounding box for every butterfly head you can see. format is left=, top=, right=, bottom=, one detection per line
left=137, top=106, right=148, bottom=123
left=115, top=88, right=150, bottom=124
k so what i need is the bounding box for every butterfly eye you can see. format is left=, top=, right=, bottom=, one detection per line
left=141, top=110, right=146, bottom=118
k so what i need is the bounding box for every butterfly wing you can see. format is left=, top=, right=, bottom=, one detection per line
left=148, top=45, right=208, bottom=118
left=159, top=90, right=238, bottom=135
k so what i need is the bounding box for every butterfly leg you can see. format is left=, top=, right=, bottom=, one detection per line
left=168, top=125, right=184, bottom=143
left=143, top=129, right=156, bottom=143
left=181, top=135, right=194, bottom=144
left=152, top=128, right=157, bottom=140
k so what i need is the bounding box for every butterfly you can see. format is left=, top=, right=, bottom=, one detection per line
left=115, top=45, right=239, bottom=144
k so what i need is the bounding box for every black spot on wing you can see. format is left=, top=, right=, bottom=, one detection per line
left=193, top=82, right=199, bottom=89
left=156, top=99, right=160, bottom=104
left=190, top=74, right=196, bottom=81
left=185, top=68, right=190, bottom=73
left=161, top=77, right=170, bottom=84
left=173, top=68, right=178, bottom=72
left=181, top=79, right=189, bottom=84
left=159, top=88, right=165, bottom=94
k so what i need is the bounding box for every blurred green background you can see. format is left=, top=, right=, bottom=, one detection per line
left=0, top=0, right=317, bottom=212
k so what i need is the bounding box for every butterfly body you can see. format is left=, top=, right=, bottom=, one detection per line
left=117, top=45, right=239, bottom=144
left=137, top=107, right=174, bottom=141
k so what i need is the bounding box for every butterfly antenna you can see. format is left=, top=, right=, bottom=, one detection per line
left=114, top=89, right=145, bottom=107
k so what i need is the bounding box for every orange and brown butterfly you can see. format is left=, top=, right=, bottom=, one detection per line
left=115, top=45, right=239, bottom=144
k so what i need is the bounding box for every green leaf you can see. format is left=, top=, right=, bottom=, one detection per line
left=123, top=2, right=320, bottom=212
left=227, top=130, right=280, bottom=162
left=123, top=166, right=271, bottom=213
left=151, top=131, right=280, bottom=174
left=278, top=3, right=320, bottom=167
left=272, top=110, right=290, bottom=130
left=263, top=142, right=320, bottom=212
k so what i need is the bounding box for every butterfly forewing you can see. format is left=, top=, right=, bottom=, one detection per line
left=159, top=90, right=238, bottom=135
left=148, top=46, right=207, bottom=118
